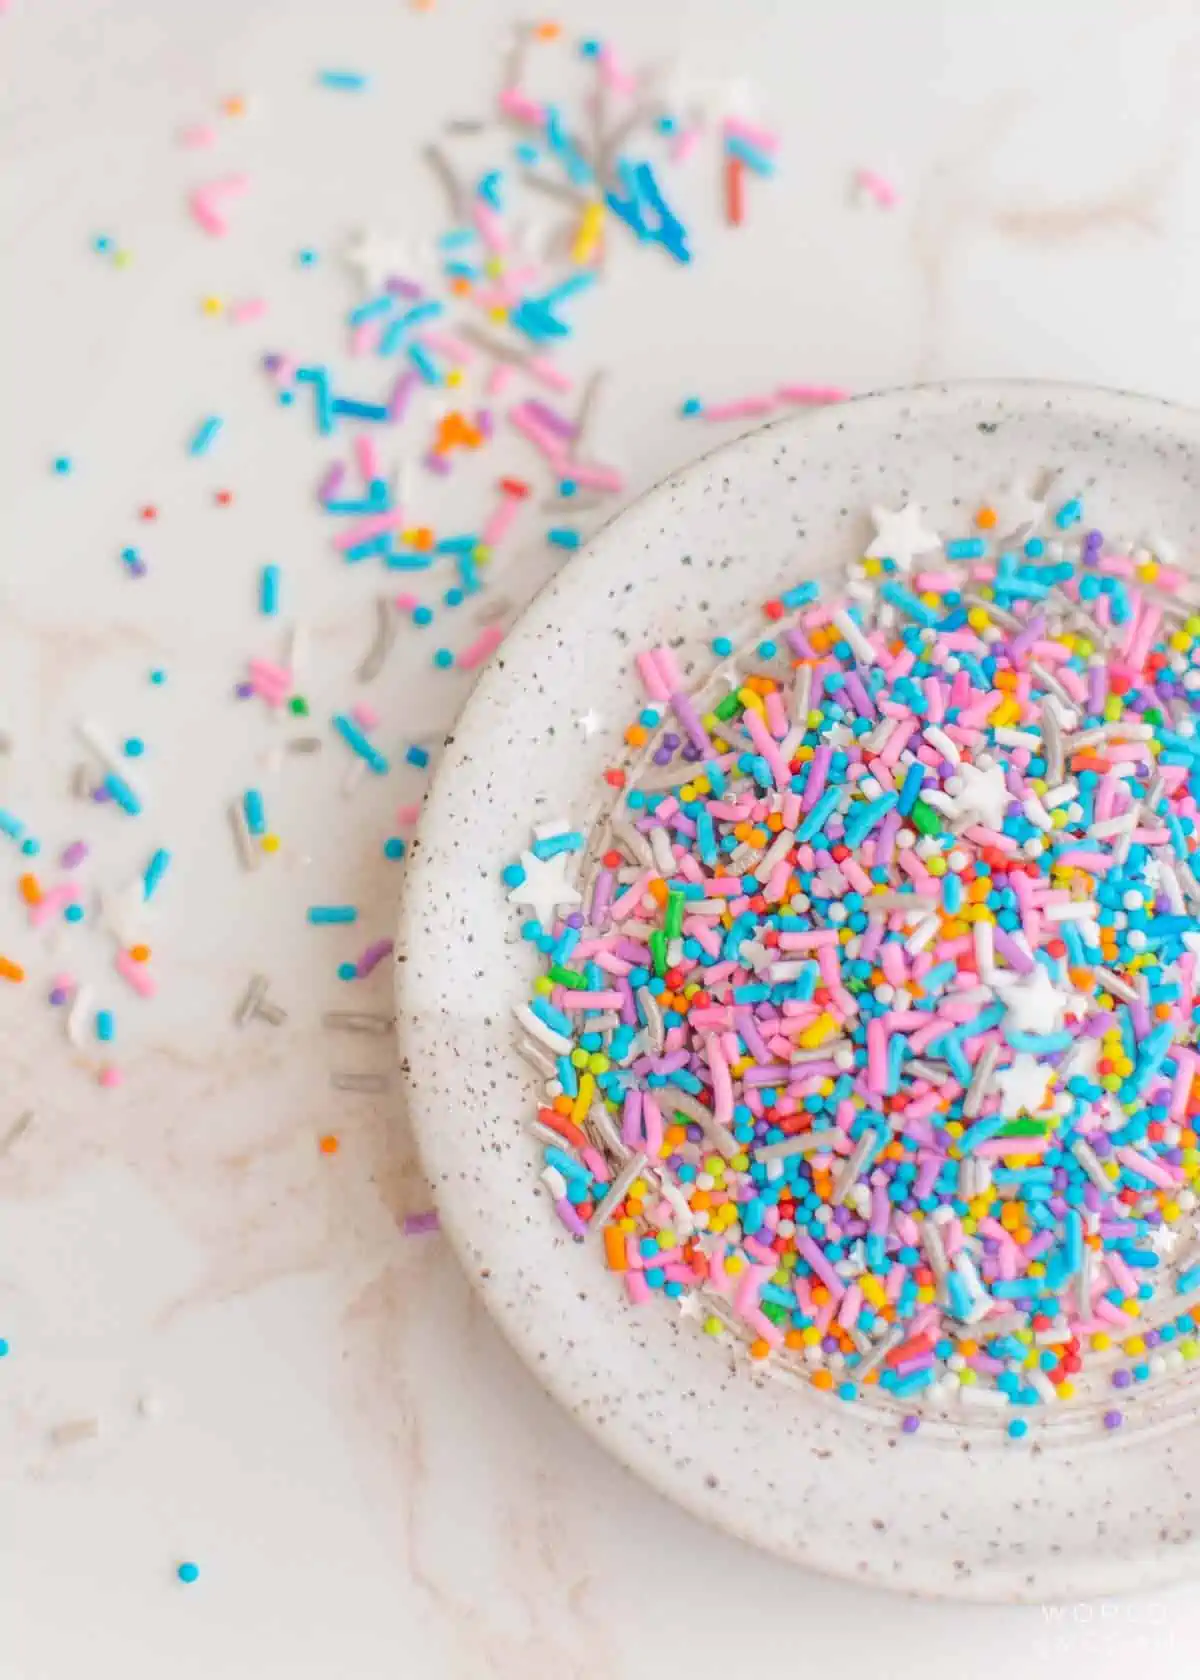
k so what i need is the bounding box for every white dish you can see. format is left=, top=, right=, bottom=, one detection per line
left=396, top=381, right=1200, bottom=1601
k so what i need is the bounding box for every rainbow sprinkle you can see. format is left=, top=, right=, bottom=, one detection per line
left=503, top=494, right=1200, bottom=1433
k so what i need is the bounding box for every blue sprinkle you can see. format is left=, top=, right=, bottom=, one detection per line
left=188, top=416, right=222, bottom=457
left=318, top=70, right=368, bottom=90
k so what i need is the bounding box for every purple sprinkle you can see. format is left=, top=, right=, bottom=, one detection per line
left=91, top=785, right=111, bottom=804
left=1103, top=1409, right=1124, bottom=1430
left=355, top=938, right=395, bottom=978
left=1112, top=1368, right=1132, bottom=1390
left=235, top=682, right=254, bottom=699
left=901, top=1414, right=920, bottom=1435
left=262, top=352, right=282, bottom=372
left=403, top=1209, right=440, bottom=1236
left=48, top=987, right=69, bottom=1007
left=60, top=841, right=88, bottom=869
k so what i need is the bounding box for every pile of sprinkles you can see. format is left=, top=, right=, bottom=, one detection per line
left=10, top=21, right=793, bottom=1100
left=503, top=491, right=1200, bottom=1437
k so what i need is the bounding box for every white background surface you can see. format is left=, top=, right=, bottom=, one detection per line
left=3, top=0, right=1200, bottom=1675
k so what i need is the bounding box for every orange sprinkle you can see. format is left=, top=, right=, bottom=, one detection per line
left=129, top=944, right=152, bottom=963
left=0, top=956, right=24, bottom=983
left=810, top=1369, right=834, bottom=1390
left=534, top=20, right=561, bottom=38
left=410, top=527, right=435, bottom=552
left=603, top=1227, right=627, bottom=1271
left=975, top=506, right=998, bottom=529
left=647, top=878, right=669, bottom=907
left=319, top=1134, right=339, bottom=1155
left=749, top=1338, right=771, bottom=1361
left=18, top=874, right=41, bottom=905
left=624, top=725, right=649, bottom=748
left=221, top=95, right=246, bottom=117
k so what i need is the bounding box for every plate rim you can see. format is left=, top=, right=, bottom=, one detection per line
left=396, top=378, right=1200, bottom=1601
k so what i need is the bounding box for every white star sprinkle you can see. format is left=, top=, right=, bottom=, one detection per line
left=575, top=709, right=603, bottom=738
left=344, top=231, right=420, bottom=294
left=994, top=1054, right=1053, bottom=1120
left=1149, top=1222, right=1181, bottom=1258
left=941, top=759, right=1010, bottom=830
left=989, top=482, right=1045, bottom=542
left=865, top=503, right=941, bottom=574
left=507, top=850, right=582, bottom=930
left=995, top=965, right=1072, bottom=1036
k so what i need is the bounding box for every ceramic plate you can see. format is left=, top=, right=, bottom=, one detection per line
left=396, top=381, right=1200, bottom=1601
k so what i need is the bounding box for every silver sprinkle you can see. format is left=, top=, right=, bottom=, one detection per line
left=0, top=1110, right=33, bottom=1154
left=323, top=1011, right=394, bottom=1035
left=962, top=1042, right=999, bottom=1119
left=331, top=1072, right=389, bottom=1094
left=590, top=1152, right=649, bottom=1231
left=234, top=975, right=268, bottom=1027
left=357, top=598, right=397, bottom=683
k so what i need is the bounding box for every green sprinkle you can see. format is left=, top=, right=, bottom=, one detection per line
left=664, top=890, right=685, bottom=941
left=548, top=964, right=586, bottom=989
left=910, top=798, right=941, bottom=837
left=650, top=929, right=668, bottom=977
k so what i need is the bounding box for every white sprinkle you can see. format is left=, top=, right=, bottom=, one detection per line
left=832, top=609, right=875, bottom=665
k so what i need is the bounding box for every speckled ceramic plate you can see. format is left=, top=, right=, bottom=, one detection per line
left=396, top=381, right=1200, bottom=1602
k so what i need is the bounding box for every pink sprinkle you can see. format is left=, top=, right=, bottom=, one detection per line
left=30, top=884, right=79, bottom=928
left=672, top=127, right=702, bottom=165
left=498, top=87, right=545, bottom=125
left=99, top=1066, right=123, bottom=1089
left=855, top=168, right=899, bottom=208
left=701, top=396, right=779, bottom=422
left=52, top=972, right=77, bottom=993
left=472, top=200, right=508, bottom=255
left=482, top=491, right=523, bottom=549
left=394, top=593, right=421, bottom=612
left=351, top=703, right=380, bottom=731
left=778, top=383, right=849, bottom=406
left=457, top=626, right=504, bottom=671
left=333, top=511, right=403, bottom=551
left=229, top=298, right=267, bottom=324
left=487, top=363, right=514, bottom=398
left=421, top=330, right=474, bottom=364
left=115, top=949, right=157, bottom=998
left=180, top=123, right=219, bottom=149
left=524, top=356, right=572, bottom=394
left=509, top=403, right=568, bottom=464
left=189, top=174, right=250, bottom=238
left=562, top=459, right=623, bottom=493
left=723, top=117, right=780, bottom=154
left=598, top=44, right=638, bottom=96
left=396, top=804, right=421, bottom=826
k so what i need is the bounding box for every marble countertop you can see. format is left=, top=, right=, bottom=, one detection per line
left=3, top=0, right=1200, bottom=1674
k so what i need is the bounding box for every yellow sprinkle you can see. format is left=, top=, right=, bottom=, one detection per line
left=798, top=1012, right=837, bottom=1050
left=571, top=200, right=605, bottom=264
